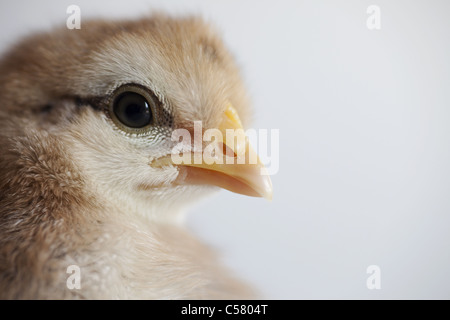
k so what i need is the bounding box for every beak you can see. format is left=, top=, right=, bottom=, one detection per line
left=152, top=104, right=273, bottom=200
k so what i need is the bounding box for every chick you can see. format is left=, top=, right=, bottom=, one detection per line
left=0, top=15, right=272, bottom=299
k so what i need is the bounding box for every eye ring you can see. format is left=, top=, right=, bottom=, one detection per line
left=108, top=85, right=159, bottom=134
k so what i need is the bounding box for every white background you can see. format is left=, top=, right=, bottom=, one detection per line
left=1, top=0, right=449, bottom=299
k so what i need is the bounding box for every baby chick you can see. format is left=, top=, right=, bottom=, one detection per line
left=0, top=14, right=272, bottom=299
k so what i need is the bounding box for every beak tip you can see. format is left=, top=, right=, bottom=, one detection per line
left=264, top=194, right=273, bottom=201
left=259, top=176, right=273, bottom=201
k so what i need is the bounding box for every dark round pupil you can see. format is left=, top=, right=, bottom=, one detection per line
left=113, top=92, right=152, bottom=128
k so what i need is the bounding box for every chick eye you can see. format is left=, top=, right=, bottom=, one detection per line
left=113, top=92, right=152, bottom=128
left=108, top=85, right=161, bottom=133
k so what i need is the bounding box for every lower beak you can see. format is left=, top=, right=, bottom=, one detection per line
left=152, top=104, right=273, bottom=200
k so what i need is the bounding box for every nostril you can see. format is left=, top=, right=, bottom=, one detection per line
left=218, top=142, right=237, bottom=158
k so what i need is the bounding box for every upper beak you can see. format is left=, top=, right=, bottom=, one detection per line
left=152, top=104, right=273, bottom=200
